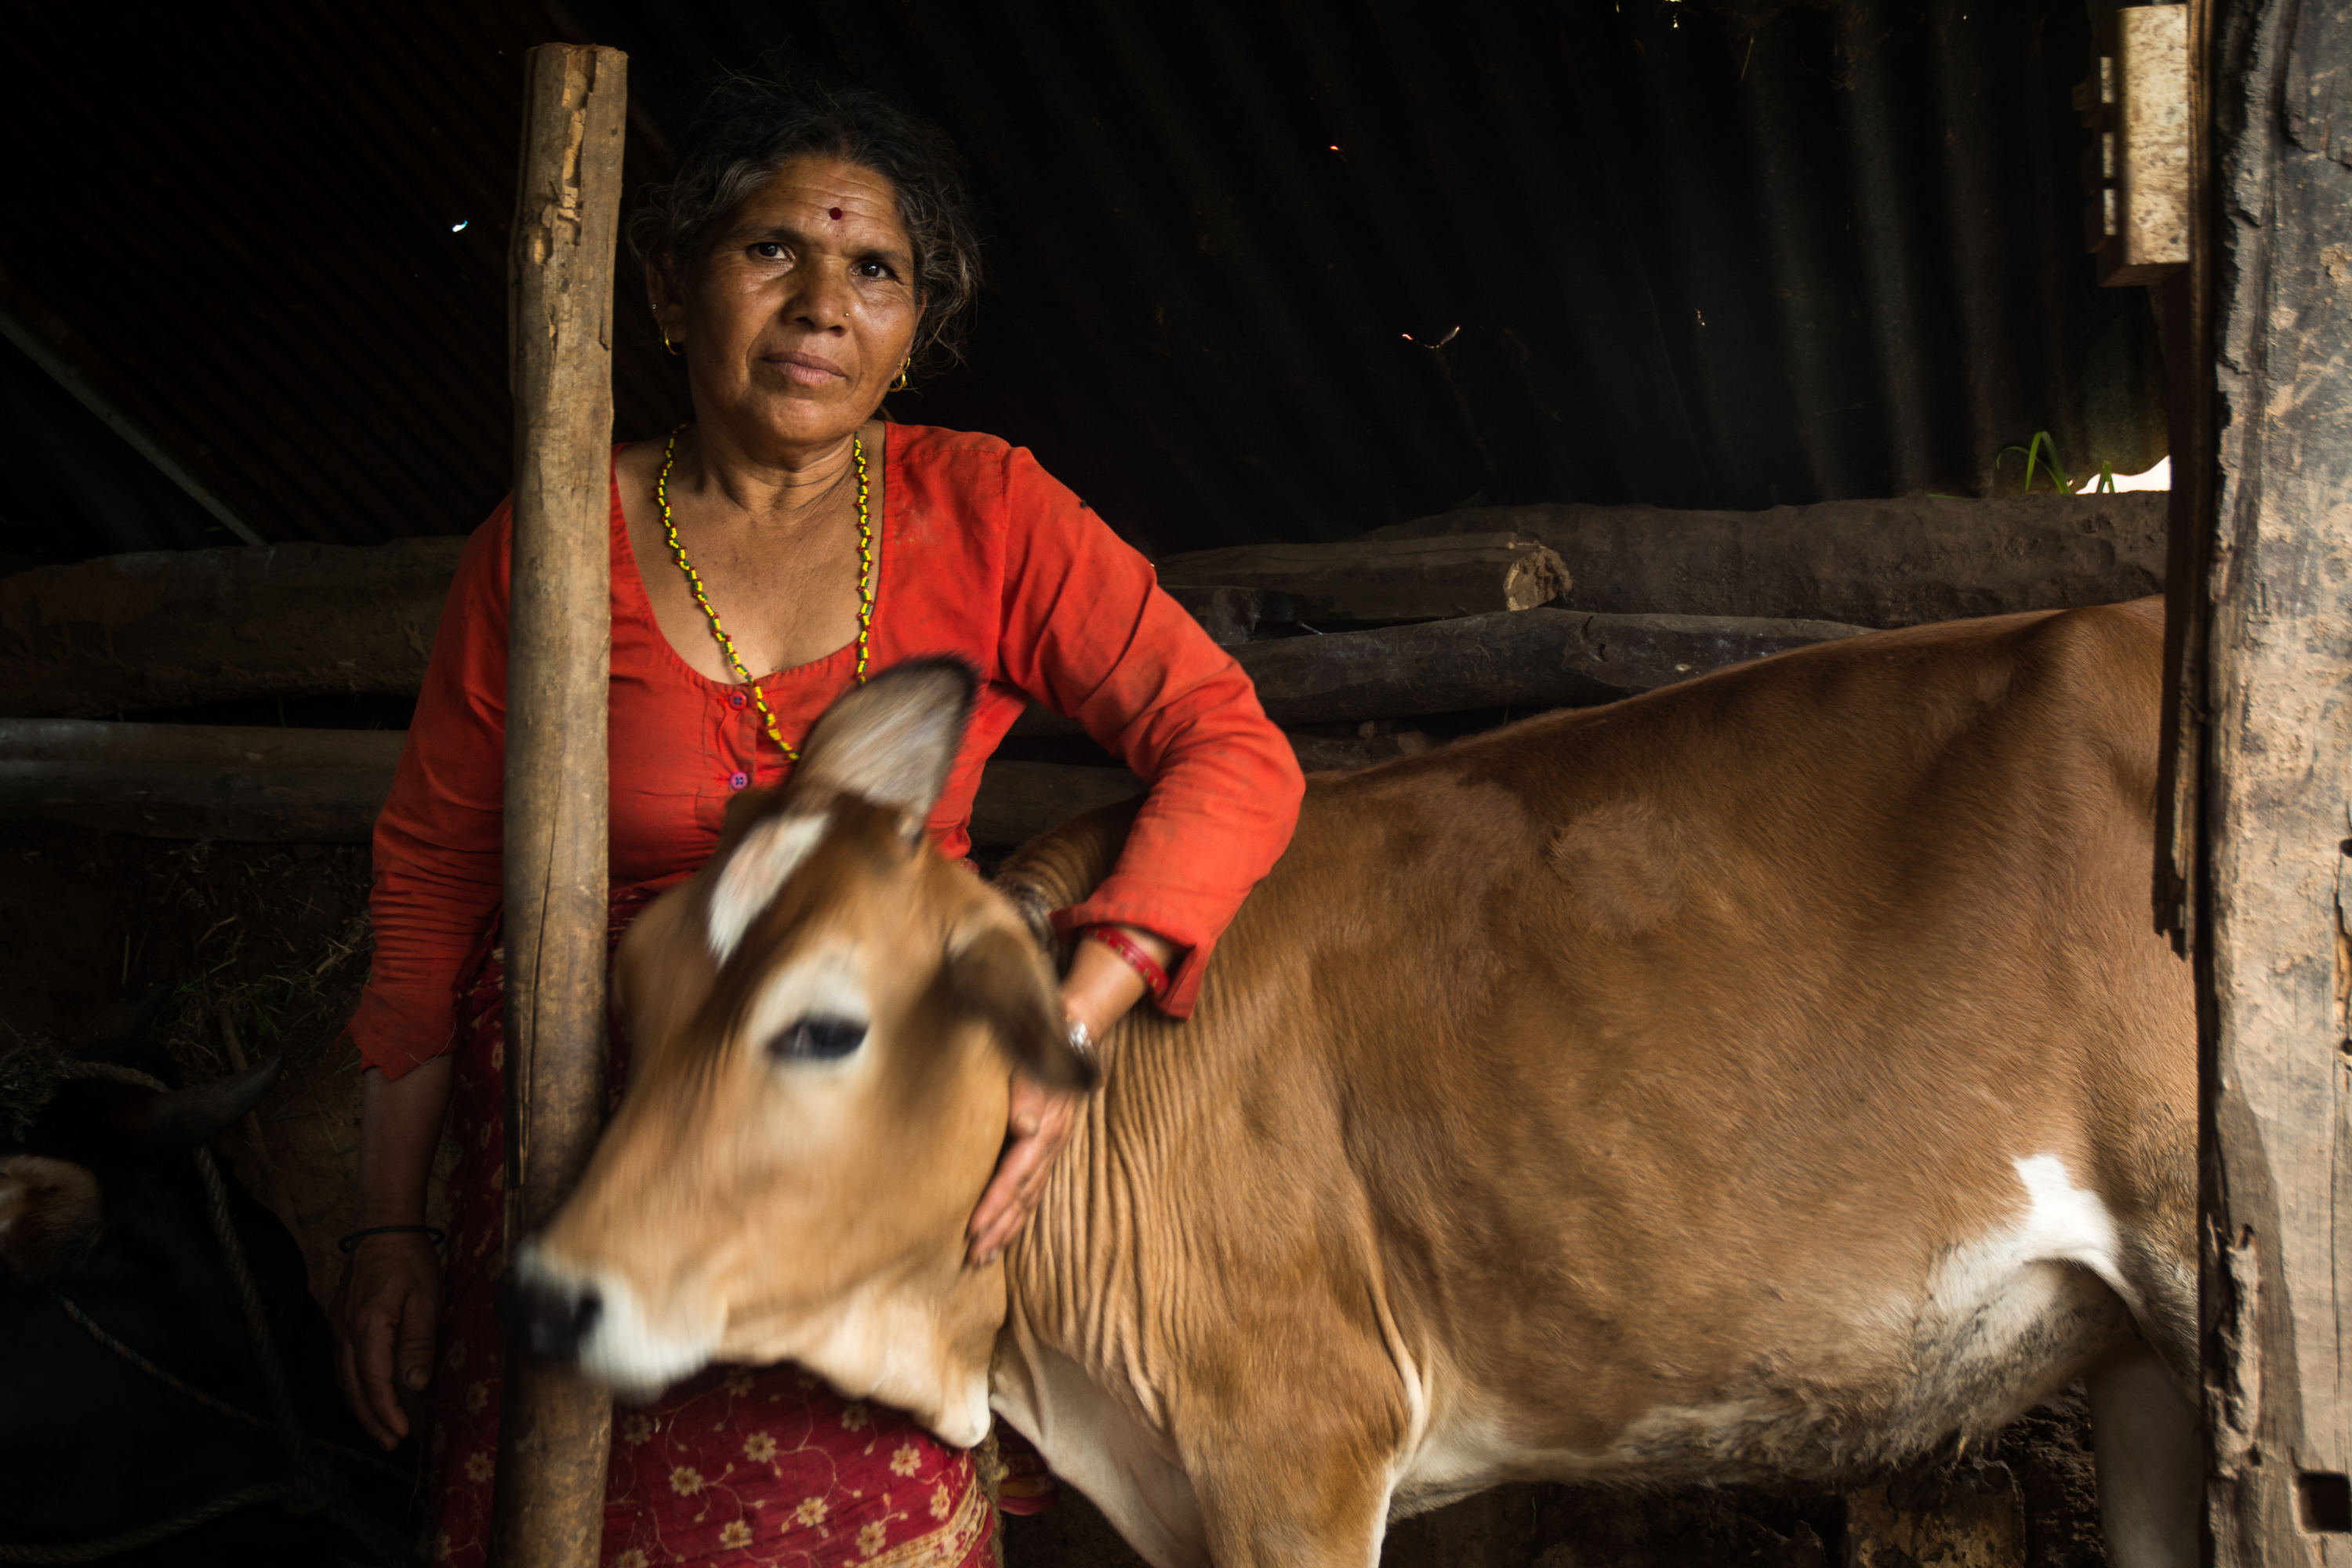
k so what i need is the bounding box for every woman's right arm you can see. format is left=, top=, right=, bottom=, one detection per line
left=332, top=505, right=516, bottom=1445
left=332, top=1055, right=455, bottom=1448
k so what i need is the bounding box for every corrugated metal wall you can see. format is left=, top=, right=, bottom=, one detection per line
left=0, top=0, right=2165, bottom=559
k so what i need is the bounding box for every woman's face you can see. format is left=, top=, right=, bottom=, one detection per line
left=654, top=154, right=922, bottom=456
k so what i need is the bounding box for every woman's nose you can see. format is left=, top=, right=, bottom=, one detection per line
left=786, top=260, right=856, bottom=331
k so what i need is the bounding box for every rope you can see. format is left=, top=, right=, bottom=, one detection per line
left=48, top=1291, right=408, bottom=1483
left=0, top=1479, right=302, bottom=1565
left=3, top=1061, right=413, bottom=1564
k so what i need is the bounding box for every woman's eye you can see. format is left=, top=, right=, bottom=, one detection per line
left=768, top=1016, right=867, bottom=1061
left=855, top=260, right=889, bottom=279
left=751, top=242, right=789, bottom=261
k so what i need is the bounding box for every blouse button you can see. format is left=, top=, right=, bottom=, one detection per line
left=728, top=771, right=749, bottom=791
left=728, top=691, right=746, bottom=709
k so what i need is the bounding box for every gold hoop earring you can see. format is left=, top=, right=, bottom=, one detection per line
left=662, top=335, right=685, bottom=358
left=889, top=357, right=911, bottom=393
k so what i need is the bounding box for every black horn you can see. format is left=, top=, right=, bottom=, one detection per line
left=129, top=1058, right=285, bottom=1149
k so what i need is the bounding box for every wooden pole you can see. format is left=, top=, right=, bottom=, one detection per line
left=2180, top=0, right=2352, bottom=1559
left=488, top=42, right=626, bottom=1568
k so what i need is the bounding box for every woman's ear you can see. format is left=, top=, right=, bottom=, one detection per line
left=648, top=256, right=685, bottom=340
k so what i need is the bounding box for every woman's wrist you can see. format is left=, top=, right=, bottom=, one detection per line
left=1059, top=924, right=1178, bottom=1042
left=1079, top=924, right=1171, bottom=1004
left=350, top=1055, right=455, bottom=1234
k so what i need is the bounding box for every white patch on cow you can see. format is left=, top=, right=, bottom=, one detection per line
left=1393, top=1406, right=1523, bottom=1519
left=509, top=1240, right=722, bottom=1400
left=706, top=812, right=830, bottom=962
left=994, top=1317, right=1214, bottom=1568
left=779, top=1280, right=995, bottom=1450
left=1929, top=1154, right=2134, bottom=1329
left=1387, top=1154, right=2146, bottom=1494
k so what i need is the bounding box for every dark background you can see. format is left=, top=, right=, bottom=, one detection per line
left=0, top=0, right=2166, bottom=563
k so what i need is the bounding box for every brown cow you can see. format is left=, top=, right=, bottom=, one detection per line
left=510, top=599, right=2196, bottom=1568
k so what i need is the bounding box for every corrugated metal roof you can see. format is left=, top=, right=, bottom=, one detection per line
left=2, top=0, right=2165, bottom=559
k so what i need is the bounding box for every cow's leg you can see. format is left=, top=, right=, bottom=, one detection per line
left=2085, top=1344, right=2198, bottom=1568
left=1190, top=1461, right=1391, bottom=1568
left=1182, top=1399, right=1395, bottom=1568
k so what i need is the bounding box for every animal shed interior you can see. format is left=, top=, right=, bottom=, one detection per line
left=0, top=0, right=2164, bottom=1563
left=0, top=0, right=2165, bottom=566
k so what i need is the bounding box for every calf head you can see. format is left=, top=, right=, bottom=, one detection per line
left=509, top=661, right=1091, bottom=1446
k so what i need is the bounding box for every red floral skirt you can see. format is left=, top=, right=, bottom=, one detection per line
left=426, top=886, right=995, bottom=1567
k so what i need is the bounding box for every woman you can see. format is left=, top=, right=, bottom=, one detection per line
left=330, top=78, right=1302, bottom=1567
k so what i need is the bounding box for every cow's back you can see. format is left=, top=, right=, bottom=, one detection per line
left=996, top=599, right=2191, bottom=1526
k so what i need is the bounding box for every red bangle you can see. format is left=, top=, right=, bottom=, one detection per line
left=1082, top=924, right=1171, bottom=1004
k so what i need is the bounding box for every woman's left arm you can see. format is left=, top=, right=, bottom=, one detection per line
left=965, top=449, right=1305, bottom=1263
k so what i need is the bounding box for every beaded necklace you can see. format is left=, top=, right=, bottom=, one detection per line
left=655, top=426, right=875, bottom=763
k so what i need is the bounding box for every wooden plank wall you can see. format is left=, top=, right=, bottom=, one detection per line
left=2186, top=0, right=2352, bottom=1559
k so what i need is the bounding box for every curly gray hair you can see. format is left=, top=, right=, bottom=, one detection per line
left=630, top=75, right=982, bottom=374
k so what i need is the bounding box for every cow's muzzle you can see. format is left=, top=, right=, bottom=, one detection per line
left=501, top=1272, right=604, bottom=1362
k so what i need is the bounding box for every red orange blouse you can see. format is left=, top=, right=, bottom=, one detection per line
left=350, top=426, right=1304, bottom=1079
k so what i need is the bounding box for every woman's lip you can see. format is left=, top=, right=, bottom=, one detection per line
left=763, top=351, right=848, bottom=385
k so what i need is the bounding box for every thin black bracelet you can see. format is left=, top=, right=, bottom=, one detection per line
left=337, top=1225, right=448, bottom=1253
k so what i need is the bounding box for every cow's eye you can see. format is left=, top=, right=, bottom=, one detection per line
left=768, top=1016, right=868, bottom=1061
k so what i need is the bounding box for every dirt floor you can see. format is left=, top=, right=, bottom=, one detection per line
left=0, top=820, right=2108, bottom=1567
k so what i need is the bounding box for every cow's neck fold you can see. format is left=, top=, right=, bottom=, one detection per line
left=998, top=1016, right=1199, bottom=1432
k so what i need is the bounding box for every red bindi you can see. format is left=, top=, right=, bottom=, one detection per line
left=829, top=206, right=843, bottom=220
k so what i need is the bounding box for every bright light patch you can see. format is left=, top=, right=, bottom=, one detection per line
left=451, top=220, right=469, bottom=233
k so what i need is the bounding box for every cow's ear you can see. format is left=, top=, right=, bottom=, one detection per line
left=0, top=1154, right=103, bottom=1282
left=944, top=926, right=1098, bottom=1092
left=793, top=659, right=977, bottom=834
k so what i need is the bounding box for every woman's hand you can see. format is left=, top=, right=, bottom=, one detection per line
left=332, top=1055, right=456, bottom=1447
left=332, top=1233, right=444, bottom=1449
left=965, top=1076, right=1084, bottom=1266
left=966, top=924, right=1175, bottom=1265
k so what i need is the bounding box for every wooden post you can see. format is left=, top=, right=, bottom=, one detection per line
left=2173, top=0, right=2352, bottom=1560
left=488, top=42, right=626, bottom=1568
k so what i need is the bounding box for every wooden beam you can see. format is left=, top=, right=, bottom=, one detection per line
left=1364, top=492, right=2167, bottom=628
left=0, top=720, right=1145, bottom=851
left=1156, top=533, right=1570, bottom=622
left=0, top=492, right=2168, bottom=718
left=0, top=539, right=463, bottom=718
left=0, top=722, right=1452, bottom=850
left=1237, top=610, right=1866, bottom=724
left=968, top=760, right=1140, bottom=847
left=1160, top=583, right=1261, bottom=645
left=491, top=42, right=626, bottom=1568
left=0, top=717, right=401, bottom=840
left=1013, top=609, right=1866, bottom=735
left=2189, top=0, right=2352, bottom=1558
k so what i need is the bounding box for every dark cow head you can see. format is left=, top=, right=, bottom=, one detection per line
left=1, top=1047, right=281, bottom=1283
left=2, top=1022, right=414, bottom=1561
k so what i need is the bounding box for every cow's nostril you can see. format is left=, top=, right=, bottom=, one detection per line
left=503, top=1278, right=602, bottom=1362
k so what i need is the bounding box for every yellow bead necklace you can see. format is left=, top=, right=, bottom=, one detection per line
left=655, top=426, right=875, bottom=763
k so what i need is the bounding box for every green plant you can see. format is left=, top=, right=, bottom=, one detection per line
left=1994, top=436, right=2122, bottom=495
left=1995, top=431, right=2071, bottom=495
